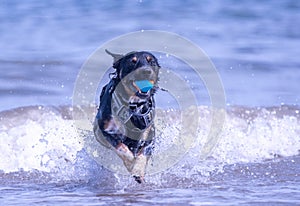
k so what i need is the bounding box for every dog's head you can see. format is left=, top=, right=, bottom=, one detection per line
left=106, top=50, right=160, bottom=95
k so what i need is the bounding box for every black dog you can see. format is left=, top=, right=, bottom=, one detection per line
left=93, top=50, right=160, bottom=183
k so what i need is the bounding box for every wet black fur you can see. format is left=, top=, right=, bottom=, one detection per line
left=95, top=51, right=160, bottom=156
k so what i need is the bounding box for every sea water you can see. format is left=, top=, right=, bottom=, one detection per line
left=0, top=0, right=300, bottom=205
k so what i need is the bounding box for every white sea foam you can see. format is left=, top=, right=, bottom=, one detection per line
left=0, top=106, right=82, bottom=176
left=0, top=105, right=299, bottom=184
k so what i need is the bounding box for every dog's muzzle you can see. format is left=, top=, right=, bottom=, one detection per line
left=135, top=66, right=156, bottom=80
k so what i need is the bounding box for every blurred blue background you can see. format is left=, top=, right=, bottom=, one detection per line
left=1, top=0, right=300, bottom=110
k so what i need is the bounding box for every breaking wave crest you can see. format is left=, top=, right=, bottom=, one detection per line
left=0, top=105, right=299, bottom=187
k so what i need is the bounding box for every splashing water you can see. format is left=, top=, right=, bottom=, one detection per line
left=0, top=105, right=299, bottom=188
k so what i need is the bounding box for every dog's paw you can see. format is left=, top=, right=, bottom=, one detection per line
left=131, top=154, right=148, bottom=183
left=133, top=175, right=144, bottom=184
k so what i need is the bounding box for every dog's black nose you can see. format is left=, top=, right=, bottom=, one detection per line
left=140, top=65, right=153, bottom=73
left=137, top=67, right=154, bottom=80
left=142, top=68, right=152, bottom=75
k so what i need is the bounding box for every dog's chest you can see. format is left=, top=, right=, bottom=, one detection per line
left=111, top=91, right=155, bottom=134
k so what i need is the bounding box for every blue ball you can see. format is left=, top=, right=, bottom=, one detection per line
left=134, top=80, right=154, bottom=93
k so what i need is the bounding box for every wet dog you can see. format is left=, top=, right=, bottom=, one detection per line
left=93, top=50, right=160, bottom=183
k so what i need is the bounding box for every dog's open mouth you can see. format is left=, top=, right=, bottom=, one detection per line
left=120, top=66, right=158, bottom=96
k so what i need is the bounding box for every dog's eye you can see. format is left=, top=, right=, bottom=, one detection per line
left=131, top=56, right=137, bottom=63
left=146, top=56, right=152, bottom=62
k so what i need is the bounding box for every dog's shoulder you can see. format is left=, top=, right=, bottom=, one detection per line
left=97, top=78, right=120, bottom=121
left=101, top=78, right=119, bottom=97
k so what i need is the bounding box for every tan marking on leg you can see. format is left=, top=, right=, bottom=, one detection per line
left=131, top=153, right=149, bottom=183
left=115, top=143, right=135, bottom=172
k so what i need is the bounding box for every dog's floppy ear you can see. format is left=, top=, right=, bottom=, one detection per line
left=105, top=49, right=123, bottom=69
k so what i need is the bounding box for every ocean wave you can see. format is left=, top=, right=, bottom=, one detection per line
left=0, top=105, right=299, bottom=185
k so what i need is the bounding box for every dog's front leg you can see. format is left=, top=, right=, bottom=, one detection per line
left=130, top=126, right=154, bottom=183
left=114, top=142, right=135, bottom=172
left=96, top=114, right=148, bottom=183
left=96, top=115, right=136, bottom=172
left=131, top=154, right=149, bottom=183
left=115, top=143, right=148, bottom=183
